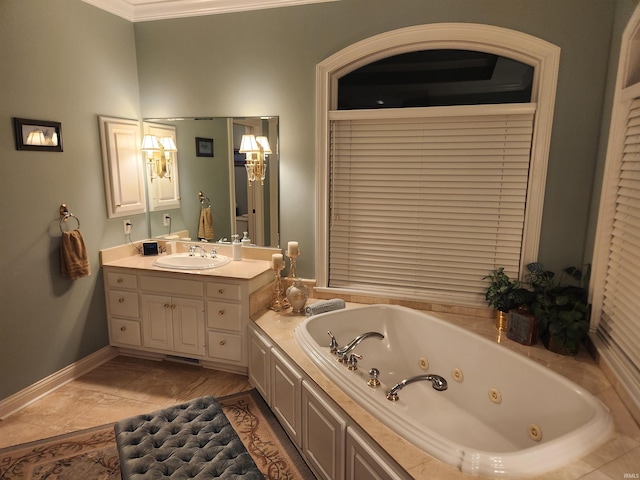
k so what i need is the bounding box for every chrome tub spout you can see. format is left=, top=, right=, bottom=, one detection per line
left=386, top=374, right=448, bottom=401
left=335, top=331, right=384, bottom=361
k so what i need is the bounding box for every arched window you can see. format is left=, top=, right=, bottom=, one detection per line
left=315, top=24, right=560, bottom=307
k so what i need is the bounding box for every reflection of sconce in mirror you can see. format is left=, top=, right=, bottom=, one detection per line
left=239, top=134, right=271, bottom=186
left=26, top=130, right=58, bottom=146
left=141, top=134, right=177, bottom=182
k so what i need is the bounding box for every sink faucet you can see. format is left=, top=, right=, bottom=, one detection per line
left=188, top=245, right=216, bottom=257
left=335, top=331, right=384, bottom=362
left=386, top=374, right=448, bottom=401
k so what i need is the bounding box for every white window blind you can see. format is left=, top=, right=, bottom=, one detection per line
left=328, top=104, right=536, bottom=305
left=597, top=96, right=640, bottom=391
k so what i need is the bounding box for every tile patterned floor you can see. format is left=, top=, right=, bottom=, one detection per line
left=0, top=356, right=252, bottom=449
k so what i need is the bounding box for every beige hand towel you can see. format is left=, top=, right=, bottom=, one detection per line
left=60, top=229, right=91, bottom=279
left=198, top=207, right=214, bottom=240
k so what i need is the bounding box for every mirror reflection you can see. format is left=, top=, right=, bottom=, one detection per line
left=143, top=116, right=279, bottom=247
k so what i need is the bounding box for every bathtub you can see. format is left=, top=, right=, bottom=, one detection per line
left=294, top=304, right=613, bottom=478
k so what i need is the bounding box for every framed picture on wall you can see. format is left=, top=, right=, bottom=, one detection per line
left=195, top=137, right=214, bottom=157
left=13, top=118, right=63, bottom=152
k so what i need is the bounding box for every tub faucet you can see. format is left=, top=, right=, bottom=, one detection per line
left=336, top=331, right=384, bottom=362
left=386, top=374, right=448, bottom=401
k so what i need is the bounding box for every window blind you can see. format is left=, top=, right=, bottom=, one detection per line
left=597, top=96, right=640, bottom=392
left=328, top=104, right=536, bottom=305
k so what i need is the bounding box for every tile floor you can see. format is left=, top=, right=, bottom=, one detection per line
left=0, top=355, right=253, bottom=449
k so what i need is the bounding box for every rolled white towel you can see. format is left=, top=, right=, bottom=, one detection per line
left=305, top=299, right=346, bottom=316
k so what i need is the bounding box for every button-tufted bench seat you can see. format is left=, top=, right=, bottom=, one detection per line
left=114, top=395, right=264, bottom=479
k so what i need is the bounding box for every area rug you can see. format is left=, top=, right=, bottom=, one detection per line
left=0, top=389, right=315, bottom=480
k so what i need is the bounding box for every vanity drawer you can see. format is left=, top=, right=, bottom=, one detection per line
left=140, top=275, right=204, bottom=297
left=207, top=301, right=242, bottom=331
left=207, top=332, right=242, bottom=362
left=206, top=282, right=241, bottom=302
left=106, top=271, right=137, bottom=290
left=108, top=290, right=139, bottom=318
left=109, top=318, right=141, bottom=346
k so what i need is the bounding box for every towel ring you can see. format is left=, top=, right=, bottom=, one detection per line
left=198, top=191, right=211, bottom=208
left=59, top=204, right=81, bottom=232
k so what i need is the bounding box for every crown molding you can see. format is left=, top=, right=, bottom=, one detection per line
left=81, top=0, right=338, bottom=22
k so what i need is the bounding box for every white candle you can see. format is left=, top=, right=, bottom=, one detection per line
left=287, top=241, right=299, bottom=256
left=271, top=253, right=285, bottom=270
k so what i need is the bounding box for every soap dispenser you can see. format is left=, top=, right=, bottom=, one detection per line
left=232, top=234, right=242, bottom=261
left=241, top=231, right=251, bottom=247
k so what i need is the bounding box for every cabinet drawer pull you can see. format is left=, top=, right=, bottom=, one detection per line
left=118, top=298, right=125, bottom=303
left=218, top=288, right=224, bottom=294
left=219, top=340, right=226, bottom=346
left=218, top=309, right=225, bottom=315
left=117, top=278, right=123, bottom=283
left=120, top=326, right=126, bottom=331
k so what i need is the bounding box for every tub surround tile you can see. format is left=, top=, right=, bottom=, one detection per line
left=253, top=300, right=637, bottom=480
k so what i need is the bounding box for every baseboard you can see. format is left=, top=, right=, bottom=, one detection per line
left=0, top=346, right=119, bottom=420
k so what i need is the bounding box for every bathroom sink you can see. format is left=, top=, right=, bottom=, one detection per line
left=153, top=253, right=230, bottom=270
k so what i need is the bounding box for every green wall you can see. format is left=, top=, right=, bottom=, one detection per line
left=1, top=0, right=638, bottom=401
left=0, top=1, right=141, bottom=400
left=134, top=0, right=624, bottom=277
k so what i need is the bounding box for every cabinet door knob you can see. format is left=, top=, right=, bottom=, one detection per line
left=117, top=278, right=123, bottom=283
left=120, top=326, right=126, bottom=331
left=219, top=340, right=226, bottom=346
left=118, top=298, right=125, bottom=303
left=218, top=309, right=225, bottom=316
left=164, top=303, right=170, bottom=309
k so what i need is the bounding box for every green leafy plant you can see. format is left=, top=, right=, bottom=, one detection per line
left=484, top=267, right=532, bottom=313
left=526, top=262, right=590, bottom=355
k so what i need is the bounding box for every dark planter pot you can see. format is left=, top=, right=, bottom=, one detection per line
left=542, top=331, right=579, bottom=356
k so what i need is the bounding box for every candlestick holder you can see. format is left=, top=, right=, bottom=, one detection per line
left=286, top=251, right=300, bottom=283
left=269, top=264, right=290, bottom=312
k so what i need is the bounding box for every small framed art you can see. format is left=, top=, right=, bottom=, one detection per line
left=13, top=118, right=63, bottom=152
left=195, top=137, right=214, bottom=157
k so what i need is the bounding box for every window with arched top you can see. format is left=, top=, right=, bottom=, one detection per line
left=315, top=24, right=560, bottom=307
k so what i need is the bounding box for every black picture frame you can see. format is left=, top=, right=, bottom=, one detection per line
left=13, top=118, right=63, bottom=152
left=195, top=137, right=214, bottom=157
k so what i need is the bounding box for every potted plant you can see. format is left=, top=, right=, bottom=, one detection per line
left=484, top=267, right=532, bottom=331
left=526, top=262, right=590, bottom=355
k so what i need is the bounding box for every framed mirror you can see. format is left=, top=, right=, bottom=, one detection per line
left=143, top=116, right=279, bottom=247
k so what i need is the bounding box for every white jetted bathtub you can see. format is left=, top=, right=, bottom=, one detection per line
left=294, top=304, right=613, bottom=478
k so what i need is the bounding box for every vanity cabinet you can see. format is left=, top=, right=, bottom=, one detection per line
left=103, top=266, right=271, bottom=374
left=140, top=294, right=205, bottom=356
left=105, top=271, right=141, bottom=347
left=271, top=348, right=303, bottom=449
left=247, top=323, right=410, bottom=480
left=302, top=381, right=346, bottom=480
left=248, top=326, right=272, bottom=402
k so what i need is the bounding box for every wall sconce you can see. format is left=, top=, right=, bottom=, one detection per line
left=239, top=134, right=271, bottom=185
left=141, top=134, right=177, bottom=182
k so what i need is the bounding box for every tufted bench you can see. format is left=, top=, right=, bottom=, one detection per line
left=114, top=395, right=264, bottom=479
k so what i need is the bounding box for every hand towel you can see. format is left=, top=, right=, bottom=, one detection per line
left=305, top=298, right=346, bottom=316
left=198, top=207, right=214, bottom=241
left=60, top=229, right=91, bottom=280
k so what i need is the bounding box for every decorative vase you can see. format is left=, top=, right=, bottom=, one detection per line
left=506, top=307, right=538, bottom=345
left=542, top=332, right=578, bottom=356
left=286, top=278, right=309, bottom=314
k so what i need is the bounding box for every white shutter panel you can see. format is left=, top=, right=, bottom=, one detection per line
left=328, top=104, right=535, bottom=306
left=597, top=97, right=640, bottom=389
